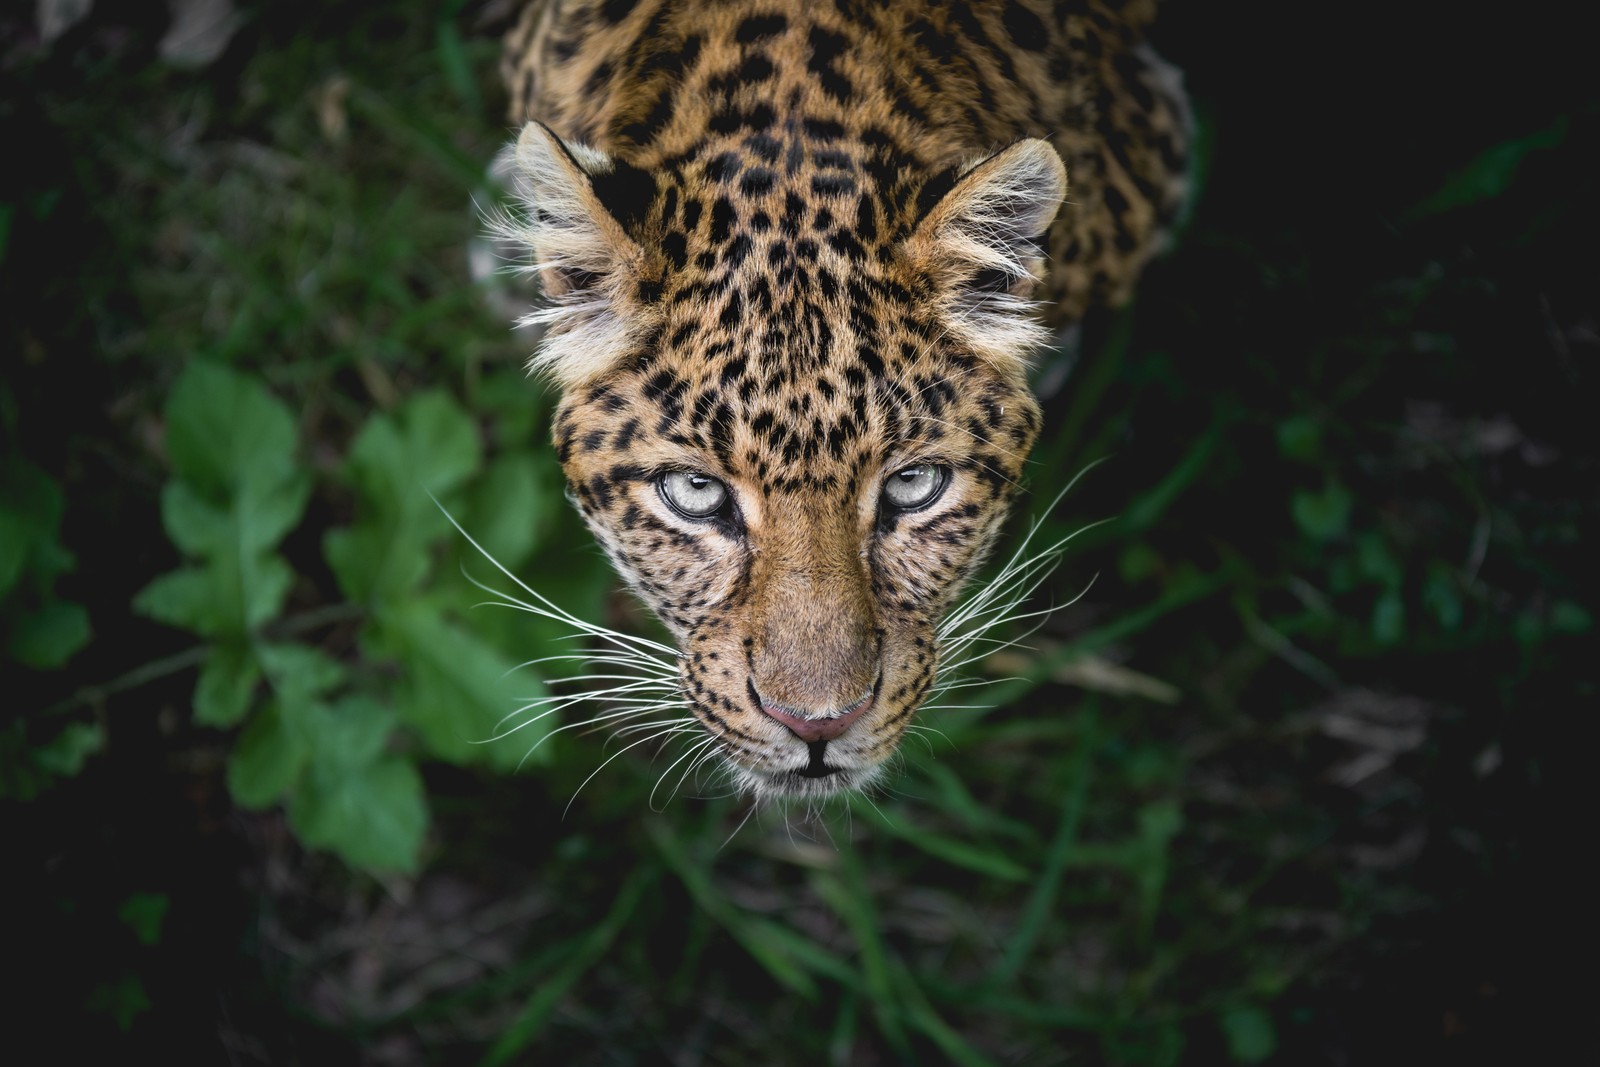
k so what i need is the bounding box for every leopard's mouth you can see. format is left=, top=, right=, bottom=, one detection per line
left=795, top=741, right=841, bottom=779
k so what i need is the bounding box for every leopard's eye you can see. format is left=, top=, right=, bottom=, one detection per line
left=882, top=464, right=949, bottom=511
left=659, top=471, right=728, bottom=519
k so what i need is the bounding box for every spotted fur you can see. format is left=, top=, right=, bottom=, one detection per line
left=496, top=0, right=1189, bottom=797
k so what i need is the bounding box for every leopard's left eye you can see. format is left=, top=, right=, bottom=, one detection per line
left=882, top=464, right=949, bottom=511
left=659, top=471, right=729, bottom=519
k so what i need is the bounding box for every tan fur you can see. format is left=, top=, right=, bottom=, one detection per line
left=496, top=0, right=1189, bottom=797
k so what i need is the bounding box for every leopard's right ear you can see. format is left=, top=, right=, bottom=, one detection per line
left=495, top=122, right=662, bottom=388
left=904, top=139, right=1067, bottom=374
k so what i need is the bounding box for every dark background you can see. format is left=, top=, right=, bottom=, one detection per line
left=4, top=1, right=1593, bottom=1063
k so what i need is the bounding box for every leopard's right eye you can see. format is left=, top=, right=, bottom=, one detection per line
left=659, top=471, right=728, bottom=519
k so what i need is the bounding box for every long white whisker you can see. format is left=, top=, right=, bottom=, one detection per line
left=650, top=735, right=721, bottom=811
left=565, top=725, right=697, bottom=818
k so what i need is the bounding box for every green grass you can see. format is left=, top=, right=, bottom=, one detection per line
left=3, top=2, right=1594, bottom=1064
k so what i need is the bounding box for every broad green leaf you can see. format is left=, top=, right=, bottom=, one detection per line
left=228, top=701, right=307, bottom=809
left=134, top=552, right=294, bottom=637
left=379, top=604, right=542, bottom=769
left=326, top=391, right=481, bottom=605
left=7, top=598, right=90, bottom=669
left=324, top=521, right=430, bottom=603
left=346, top=390, right=481, bottom=520
left=162, top=475, right=310, bottom=558
left=1551, top=600, right=1593, bottom=635
left=461, top=451, right=551, bottom=574
left=1290, top=479, right=1352, bottom=543
left=87, top=975, right=151, bottom=1032
left=32, top=722, right=104, bottom=778
left=0, top=507, right=29, bottom=597
left=1371, top=589, right=1406, bottom=647
left=117, top=893, right=170, bottom=947
left=1275, top=415, right=1321, bottom=463
left=1356, top=532, right=1402, bottom=590
left=160, top=481, right=230, bottom=557
left=297, top=695, right=397, bottom=771
left=134, top=567, right=229, bottom=634
left=164, top=362, right=300, bottom=499
left=257, top=641, right=347, bottom=702
left=238, top=554, right=295, bottom=629
left=194, top=642, right=260, bottom=726
left=289, top=755, right=428, bottom=873
left=0, top=457, right=69, bottom=595
left=1219, top=1004, right=1278, bottom=1064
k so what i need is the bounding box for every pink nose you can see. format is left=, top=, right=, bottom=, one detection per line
left=760, top=696, right=873, bottom=743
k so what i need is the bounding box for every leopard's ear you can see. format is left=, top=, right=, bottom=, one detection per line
left=906, top=138, right=1067, bottom=372
left=496, top=122, right=662, bottom=388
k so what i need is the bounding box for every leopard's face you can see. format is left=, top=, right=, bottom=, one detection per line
left=554, top=297, right=1041, bottom=796
left=501, top=120, right=1063, bottom=797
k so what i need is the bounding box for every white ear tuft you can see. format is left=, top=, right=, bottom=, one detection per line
left=906, top=139, right=1068, bottom=371
left=489, top=122, right=660, bottom=390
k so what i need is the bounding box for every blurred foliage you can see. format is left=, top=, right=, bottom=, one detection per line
left=3, top=1, right=1594, bottom=1065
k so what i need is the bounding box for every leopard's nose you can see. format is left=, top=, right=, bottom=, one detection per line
left=754, top=686, right=874, bottom=743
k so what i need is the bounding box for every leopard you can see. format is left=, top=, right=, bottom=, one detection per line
left=491, top=0, right=1190, bottom=799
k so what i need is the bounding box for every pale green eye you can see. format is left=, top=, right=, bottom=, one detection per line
left=660, top=471, right=728, bottom=518
left=883, top=464, right=949, bottom=511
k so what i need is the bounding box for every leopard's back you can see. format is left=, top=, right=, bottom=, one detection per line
left=504, top=0, right=1190, bottom=323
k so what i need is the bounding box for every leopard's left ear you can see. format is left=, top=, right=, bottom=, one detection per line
left=496, top=122, right=662, bottom=389
left=905, top=139, right=1067, bottom=372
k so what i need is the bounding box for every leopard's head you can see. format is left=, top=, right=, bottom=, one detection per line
left=499, top=122, right=1065, bottom=797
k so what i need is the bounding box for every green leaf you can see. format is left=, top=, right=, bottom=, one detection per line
left=327, top=391, right=482, bottom=604
left=194, top=643, right=261, bottom=727
left=7, top=598, right=90, bottom=669
left=1219, top=1004, right=1278, bottom=1064
left=0, top=456, right=69, bottom=595
left=257, top=641, right=348, bottom=702
left=1356, top=532, right=1403, bottom=590
left=164, top=362, right=300, bottom=500
left=1423, top=563, right=1464, bottom=631
left=324, top=521, right=430, bottom=603
left=461, top=451, right=552, bottom=574
left=162, top=476, right=310, bottom=559
left=1276, top=415, right=1321, bottom=463
left=0, top=507, right=29, bottom=598
left=1371, top=589, right=1406, bottom=647
left=289, top=755, right=428, bottom=873
left=1291, top=479, right=1352, bottom=543
left=135, top=553, right=294, bottom=637
left=227, top=701, right=307, bottom=809
left=87, top=975, right=151, bottom=1032
left=134, top=567, right=228, bottom=634
left=32, top=722, right=104, bottom=778
left=1409, top=115, right=1568, bottom=219
left=379, top=603, right=544, bottom=769
left=346, top=390, right=480, bottom=519
left=297, top=695, right=397, bottom=771
left=117, top=893, right=170, bottom=947
left=1550, top=600, right=1594, bottom=635
left=141, top=365, right=309, bottom=648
